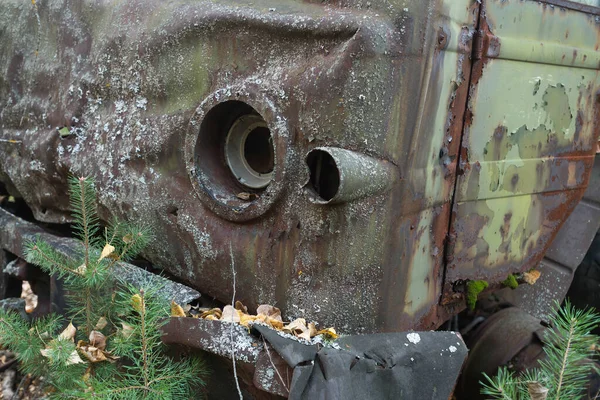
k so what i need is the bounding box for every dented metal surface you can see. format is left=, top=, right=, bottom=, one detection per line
left=0, top=0, right=478, bottom=333
left=0, top=0, right=598, bottom=336
left=444, top=0, right=600, bottom=301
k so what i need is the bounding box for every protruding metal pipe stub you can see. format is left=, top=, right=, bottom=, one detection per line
left=305, top=147, right=398, bottom=204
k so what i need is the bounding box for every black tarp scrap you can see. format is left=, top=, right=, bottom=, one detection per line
left=252, top=324, right=468, bottom=400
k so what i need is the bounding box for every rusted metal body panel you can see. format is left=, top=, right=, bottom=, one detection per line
left=445, top=0, right=600, bottom=301
left=0, top=0, right=477, bottom=333
left=1, top=0, right=599, bottom=336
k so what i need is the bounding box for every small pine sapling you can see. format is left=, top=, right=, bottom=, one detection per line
left=480, top=300, right=600, bottom=400
left=0, top=176, right=206, bottom=398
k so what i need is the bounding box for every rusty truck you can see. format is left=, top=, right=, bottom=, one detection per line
left=1, top=0, right=600, bottom=398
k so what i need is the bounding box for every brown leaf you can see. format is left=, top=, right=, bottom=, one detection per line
left=98, top=244, right=115, bottom=261
left=283, top=318, right=308, bottom=335
left=122, top=233, right=133, bottom=244
left=527, top=381, right=549, bottom=400
left=78, top=345, right=107, bottom=363
left=77, top=340, right=118, bottom=364
left=256, top=304, right=282, bottom=322
left=170, top=300, right=186, bottom=317
left=220, top=305, right=240, bottom=323
left=58, top=323, right=77, bottom=342
left=89, top=331, right=106, bottom=351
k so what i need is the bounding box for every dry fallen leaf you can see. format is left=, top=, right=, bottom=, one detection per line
left=235, top=301, right=248, bottom=314
left=89, top=331, right=106, bottom=351
left=66, top=350, right=85, bottom=365
left=204, top=314, right=219, bottom=321
left=59, top=323, right=77, bottom=342
left=316, top=327, right=338, bottom=340
left=267, top=317, right=284, bottom=330
left=95, top=317, right=108, bottom=330
left=75, top=264, right=87, bottom=275
left=523, top=269, right=541, bottom=285
left=284, top=318, right=308, bottom=335
left=305, top=322, right=318, bottom=339
left=256, top=305, right=282, bottom=322
left=120, top=322, right=134, bottom=339
left=170, top=301, right=186, bottom=317
left=122, top=233, right=133, bottom=244
left=77, top=339, right=118, bottom=364
left=527, top=381, right=549, bottom=400
left=221, top=305, right=241, bottom=323
left=98, top=244, right=115, bottom=262
left=239, top=314, right=259, bottom=328
left=78, top=344, right=107, bottom=363
left=199, top=308, right=222, bottom=319
left=236, top=192, right=258, bottom=201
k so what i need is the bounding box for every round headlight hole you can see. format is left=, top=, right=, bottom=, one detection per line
left=225, top=114, right=274, bottom=189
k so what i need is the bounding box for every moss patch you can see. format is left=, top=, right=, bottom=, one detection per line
left=466, top=280, right=489, bottom=310
left=502, top=274, right=519, bottom=289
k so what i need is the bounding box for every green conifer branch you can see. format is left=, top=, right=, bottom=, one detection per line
left=481, top=300, right=600, bottom=400
left=2, top=175, right=206, bottom=398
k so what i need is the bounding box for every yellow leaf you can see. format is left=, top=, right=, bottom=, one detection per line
left=523, top=269, right=541, bottom=285
left=59, top=323, right=77, bottom=342
left=239, top=314, right=259, bottom=327
left=170, top=301, right=186, bottom=317
left=235, top=300, right=248, bottom=314
left=204, top=314, right=218, bottom=321
left=75, top=264, right=87, bottom=275
left=131, top=294, right=143, bottom=312
left=199, top=308, right=222, bottom=319
left=98, top=244, right=115, bottom=261
left=122, top=234, right=133, bottom=244
left=267, top=317, right=284, bottom=330
left=316, top=328, right=338, bottom=340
